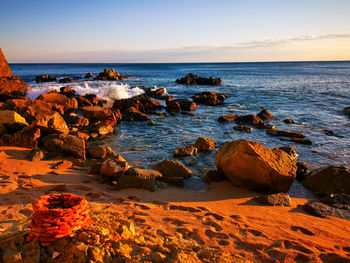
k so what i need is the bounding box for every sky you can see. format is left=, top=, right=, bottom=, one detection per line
left=1, top=0, right=350, bottom=63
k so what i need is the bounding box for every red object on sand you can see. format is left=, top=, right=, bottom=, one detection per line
left=28, top=193, right=92, bottom=245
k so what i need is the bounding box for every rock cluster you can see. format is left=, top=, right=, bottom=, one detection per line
left=176, top=73, right=222, bottom=85
left=96, top=68, right=127, bottom=81
left=192, top=91, right=229, bottom=106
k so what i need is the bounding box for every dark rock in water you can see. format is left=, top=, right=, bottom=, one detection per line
left=0, top=125, right=40, bottom=149
left=201, top=169, right=226, bottom=183
left=253, top=122, right=275, bottom=130
left=58, top=77, right=74, bottom=84
left=303, top=200, right=350, bottom=219
left=84, top=72, right=94, bottom=78
left=278, top=146, right=299, bottom=161
left=35, top=74, right=56, bottom=83
left=283, top=118, right=295, bottom=124
left=192, top=91, right=228, bottom=106
left=266, top=128, right=306, bottom=138
left=96, top=68, right=127, bottom=81
left=153, top=159, right=192, bottom=178
left=279, top=137, right=312, bottom=145
left=218, top=114, right=237, bottom=122
left=254, top=193, right=292, bottom=207
left=194, top=136, right=217, bottom=151
left=321, top=129, right=334, bottom=136
left=87, top=145, right=116, bottom=159
left=344, top=106, right=350, bottom=115
left=123, top=107, right=150, bottom=121
left=175, top=99, right=197, bottom=111
left=296, top=161, right=309, bottom=182
left=156, top=176, right=184, bottom=188
left=257, top=108, right=274, bottom=120
left=60, top=86, right=76, bottom=98
left=165, top=101, right=181, bottom=115
left=235, top=114, right=263, bottom=126
left=233, top=125, right=253, bottom=132
left=176, top=73, right=221, bottom=86
left=303, top=166, right=350, bottom=195
left=173, top=145, right=198, bottom=157
left=215, top=140, right=297, bottom=193
left=41, top=134, right=86, bottom=160
left=180, top=111, right=197, bottom=117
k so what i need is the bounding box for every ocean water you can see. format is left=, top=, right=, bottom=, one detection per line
left=10, top=62, right=350, bottom=197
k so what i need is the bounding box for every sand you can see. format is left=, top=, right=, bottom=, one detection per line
left=0, top=146, right=349, bottom=262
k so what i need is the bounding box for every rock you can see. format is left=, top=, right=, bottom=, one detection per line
left=33, top=111, right=69, bottom=134
left=36, top=93, right=78, bottom=113
left=70, top=130, right=89, bottom=141
left=344, top=106, right=350, bottom=115
left=63, top=113, right=89, bottom=127
left=91, top=122, right=114, bottom=136
left=253, top=122, right=275, bottom=129
left=151, top=252, right=166, bottom=263
left=76, top=96, right=93, bottom=107
left=0, top=124, right=40, bottom=149
left=53, top=160, right=73, bottom=170
left=60, top=86, right=76, bottom=98
left=84, top=72, right=94, bottom=78
left=257, top=108, right=274, bottom=120
left=254, top=193, right=292, bottom=206
left=165, top=101, right=181, bottom=114
left=173, top=145, right=198, bottom=157
left=123, top=107, right=150, bottom=121
left=180, top=111, right=197, bottom=117
left=0, top=76, right=30, bottom=102
left=156, top=176, right=184, bottom=187
left=116, top=175, right=164, bottom=191
left=154, top=159, right=192, bottom=178
left=321, top=194, right=350, bottom=208
left=27, top=149, right=44, bottom=161
left=283, top=118, right=295, bottom=124
left=81, top=106, right=117, bottom=126
left=87, top=145, right=116, bottom=159
left=192, top=91, right=228, bottom=106
left=278, top=146, right=299, bottom=161
left=126, top=168, right=162, bottom=179
left=296, top=161, right=309, bottom=182
left=290, top=137, right=312, bottom=145
left=100, top=156, right=130, bottom=179
left=113, top=95, right=162, bottom=114
left=84, top=94, right=99, bottom=105
left=218, top=114, right=237, bottom=122
left=266, top=128, right=306, bottom=138
left=303, top=166, right=350, bottom=195
left=215, top=140, right=297, bottom=193
left=35, top=74, right=56, bottom=83
left=175, top=99, right=197, bottom=111
left=0, top=110, right=28, bottom=134
left=0, top=48, right=12, bottom=78
left=235, top=114, right=263, bottom=126
left=96, top=68, right=127, bottom=81
left=201, top=169, right=226, bottom=183
left=303, top=200, right=350, bottom=219
left=193, top=136, right=217, bottom=151
left=58, top=77, right=74, bottom=84
left=41, top=134, right=86, bottom=159
left=176, top=73, right=222, bottom=86
left=234, top=125, right=253, bottom=132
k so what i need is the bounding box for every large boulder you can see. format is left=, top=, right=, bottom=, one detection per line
left=36, top=93, right=78, bottom=113
left=176, top=73, right=221, bottom=86
left=81, top=106, right=117, bottom=126
left=41, top=134, right=86, bottom=159
left=63, top=113, right=89, bottom=127
left=0, top=48, right=12, bottom=78
left=33, top=111, right=69, bottom=134
left=112, top=95, right=162, bottom=114
left=0, top=110, right=28, bottom=134
left=100, top=156, right=130, bottom=179
left=192, top=92, right=228, bottom=106
left=303, top=166, right=350, bottom=195
left=153, top=159, right=192, bottom=178
left=175, top=99, right=197, bottom=111
left=0, top=125, right=40, bottom=149
left=215, top=140, right=297, bottom=193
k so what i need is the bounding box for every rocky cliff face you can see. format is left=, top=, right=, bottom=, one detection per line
left=0, top=48, right=12, bottom=78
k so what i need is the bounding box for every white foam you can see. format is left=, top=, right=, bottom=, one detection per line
left=26, top=81, right=145, bottom=101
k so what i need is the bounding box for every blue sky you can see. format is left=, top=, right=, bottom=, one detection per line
left=1, top=0, right=350, bottom=62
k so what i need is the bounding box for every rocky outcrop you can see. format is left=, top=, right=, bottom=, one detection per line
left=0, top=110, right=28, bottom=135
left=176, top=73, right=221, bottom=86
left=173, top=145, right=198, bottom=157
left=303, top=200, right=350, bottom=219
left=192, top=92, right=228, bottom=106
left=35, top=74, right=56, bottom=83
left=60, top=86, right=76, bottom=98
left=81, top=106, right=117, bottom=126
left=235, top=114, right=263, bottom=126
left=33, top=111, right=69, bottom=134
left=0, top=49, right=30, bottom=101
left=36, top=93, right=78, bottom=113
left=266, top=129, right=306, bottom=138
left=87, top=145, right=116, bottom=159
left=218, top=114, right=237, bottom=122
left=113, top=95, right=162, bottom=115
left=165, top=101, right=181, bottom=115
left=215, top=140, right=297, bottom=193
left=41, top=134, right=86, bottom=160
left=96, top=68, right=127, bottom=81
left=153, top=159, right=192, bottom=178
left=303, top=166, right=350, bottom=195
left=58, top=77, right=74, bottom=84
left=0, top=125, right=40, bottom=149
left=257, top=108, right=274, bottom=120
left=63, top=113, right=89, bottom=127
left=122, top=107, right=150, bottom=121
left=194, top=136, right=217, bottom=151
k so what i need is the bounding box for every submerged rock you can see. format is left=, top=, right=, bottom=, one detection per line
left=173, top=145, right=198, bottom=157
left=234, top=125, right=253, bottom=132
left=218, top=114, right=237, bottom=122
left=215, top=140, right=297, bottom=193
left=153, top=159, right=192, bottom=178
left=165, top=101, right=181, bottom=114
left=192, top=91, right=228, bottom=106
left=344, top=106, right=350, bottom=115
left=303, top=166, right=350, bottom=195
left=266, top=128, right=306, bottom=138
left=283, top=118, right=295, bottom=124
left=257, top=108, right=274, bottom=120
left=176, top=73, right=221, bottom=86
left=254, top=193, right=292, bottom=206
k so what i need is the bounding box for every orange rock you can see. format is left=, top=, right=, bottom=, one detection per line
left=34, top=111, right=69, bottom=134
left=0, top=48, right=12, bottom=78
left=194, top=136, right=217, bottom=151
left=215, top=140, right=297, bottom=193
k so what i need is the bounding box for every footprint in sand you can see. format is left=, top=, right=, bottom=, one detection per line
left=135, top=203, right=151, bottom=210
left=202, top=218, right=223, bottom=231
left=283, top=240, right=314, bottom=254
left=169, top=205, right=202, bottom=213
left=163, top=217, right=187, bottom=226
left=133, top=217, right=146, bottom=224
left=246, top=229, right=268, bottom=238
left=319, top=252, right=350, bottom=263
left=133, top=211, right=149, bottom=216
left=290, top=226, right=315, bottom=236
left=204, top=229, right=229, bottom=240
left=152, top=200, right=169, bottom=206
left=204, top=212, right=225, bottom=221
left=196, top=206, right=209, bottom=212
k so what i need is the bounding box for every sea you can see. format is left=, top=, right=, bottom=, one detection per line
left=9, top=62, right=350, bottom=198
